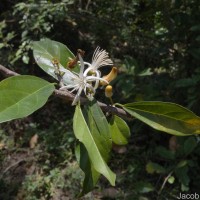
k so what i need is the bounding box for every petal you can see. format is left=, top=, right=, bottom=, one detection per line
left=78, top=54, right=85, bottom=77
left=62, top=70, right=79, bottom=85
left=86, top=75, right=109, bottom=84
left=72, top=94, right=80, bottom=106
left=100, top=67, right=118, bottom=86
left=83, top=64, right=93, bottom=77
left=72, top=86, right=83, bottom=105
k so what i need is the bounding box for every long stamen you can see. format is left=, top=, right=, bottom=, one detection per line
left=91, top=47, right=113, bottom=69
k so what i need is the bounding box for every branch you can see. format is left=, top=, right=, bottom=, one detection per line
left=54, top=89, right=131, bottom=120
left=0, top=65, right=20, bottom=77
left=0, top=65, right=132, bottom=120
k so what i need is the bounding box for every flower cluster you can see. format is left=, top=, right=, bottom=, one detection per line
left=60, top=47, right=115, bottom=105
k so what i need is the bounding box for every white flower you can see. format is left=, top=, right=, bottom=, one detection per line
left=60, top=53, right=108, bottom=105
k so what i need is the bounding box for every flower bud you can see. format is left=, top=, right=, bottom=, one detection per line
left=67, top=49, right=85, bottom=69
left=100, top=67, right=118, bottom=86
left=105, top=85, right=113, bottom=98
left=67, top=58, right=78, bottom=69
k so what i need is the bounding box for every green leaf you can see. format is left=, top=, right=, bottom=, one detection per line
left=22, top=54, right=30, bottom=64
left=176, top=160, right=188, bottom=168
left=0, top=75, right=55, bottom=123
left=156, top=146, right=175, bottom=160
left=175, top=77, right=199, bottom=88
left=167, top=176, right=175, bottom=184
left=75, top=100, right=114, bottom=195
left=75, top=101, right=114, bottom=195
left=181, top=184, right=189, bottom=192
left=138, top=68, right=153, bottom=76
left=190, top=25, right=200, bottom=31
left=119, top=101, right=200, bottom=136
left=135, top=182, right=154, bottom=193
left=184, top=136, right=197, bottom=155
left=75, top=143, right=100, bottom=197
left=146, top=161, right=166, bottom=174
left=188, top=48, right=200, bottom=60
left=109, top=115, right=130, bottom=145
left=73, top=102, right=116, bottom=186
left=33, top=38, right=79, bottom=80
left=175, top=165, right=190, bottom=186
left=84, top=101, right=112, bottom=160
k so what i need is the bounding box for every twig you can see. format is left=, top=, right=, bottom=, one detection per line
left=54, top=89, right=131, bottom=119
left=0, top=64, right=132, bottom=120
left=0, top=65, right=20, bottom=77
left=158, top=171, right=173, bottom=195
left=0, top=158, right=26, bottom=178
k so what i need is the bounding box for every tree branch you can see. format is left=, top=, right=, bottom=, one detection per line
left=0, top=65, right=20, bottom=77
left=0, top=64, right=132, bottom=120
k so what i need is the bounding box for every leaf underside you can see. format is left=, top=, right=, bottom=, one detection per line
left=33, top=38, right=79, bottom=81
left=121, top=101, right=200, bottom=136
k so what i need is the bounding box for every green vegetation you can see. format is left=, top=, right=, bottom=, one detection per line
left=0, top=0, right=200, bottom=199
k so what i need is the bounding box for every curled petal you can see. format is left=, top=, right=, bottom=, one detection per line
left=100, top=67, right=118, bottom=86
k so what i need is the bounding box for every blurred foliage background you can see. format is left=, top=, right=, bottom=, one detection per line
left=0, top=0, right=200, bottom=199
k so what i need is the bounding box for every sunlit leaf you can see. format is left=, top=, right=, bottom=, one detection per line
left=33, top=38, right=79, bottom=82
left=73, top=102, right=116, bottom=187
left=109, top=115, right=130, bottom=145
left=119, top=101, right=200, bottom=136
left=0, top=75, right=55, bottom=123
left=167, top=176, right=175, bottom=184
left=75, top=101, right=114, bottom=195
left=138, top=68, right=153, bottom=76
left=85, top=101, right=112, bottom=160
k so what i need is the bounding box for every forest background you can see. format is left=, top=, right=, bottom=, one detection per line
left=0, top=0, right=200, bottom=199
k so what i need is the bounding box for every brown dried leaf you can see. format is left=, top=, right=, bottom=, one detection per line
left=29, top=134, right=38, bottom=149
